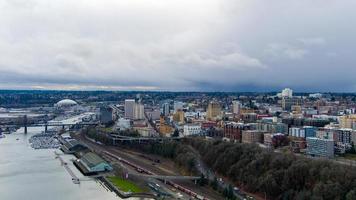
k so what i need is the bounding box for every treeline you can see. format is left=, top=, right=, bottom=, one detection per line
left=184, top=138, right=356, bottom=200
left=83, top=127, right=356, bottom=199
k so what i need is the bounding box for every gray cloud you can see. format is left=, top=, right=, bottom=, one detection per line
left=0, top=0, right=355, bottom=92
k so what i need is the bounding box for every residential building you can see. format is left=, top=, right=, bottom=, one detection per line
left=339, top=115, right=356, bottom=129
left=306, top=137, right=334, bottom=158
left=242, top=130, right=264, bottom=144
left=183, top=124, right=201, bottom=136
left=224, top=122, right=245, bottom=142
left=282, top=97, right=303, bottom=111
left=232, top=101, right=242, bottom=115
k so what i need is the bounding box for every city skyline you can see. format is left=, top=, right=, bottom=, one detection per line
left=1, top=0, right=356, bottom=92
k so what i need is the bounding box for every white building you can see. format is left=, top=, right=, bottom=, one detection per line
left=124, top=99, right=135, bottom=119
left=232, top=101, right=241, bottom=115
left=281, top=88, right=293, bottom=98
left=289, top=127, right=305, bottom=138
left=173, top=101, right=184, bottom=113
left=116, top=118, right=131, bottom=130
left=309, top=93, right=323, bottom=98
left=183, top=124, right=201, bottom=136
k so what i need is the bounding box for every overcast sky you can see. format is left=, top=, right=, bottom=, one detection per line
left=0, top=0, right=355, bottom=92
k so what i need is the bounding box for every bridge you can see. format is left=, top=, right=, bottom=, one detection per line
left=1, top=115, right=98, bottom=134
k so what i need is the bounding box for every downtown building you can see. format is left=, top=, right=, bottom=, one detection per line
left=306, top=137, right=334, bottom=158
left=241, top=130, right=264, bottom=144
left=223, top=122, right=245, bottom=142
left=100, top=106, right=113, bottom=124
left=183, top=124, right=202, bottom=136
left=124, top=99, right=144, bottom=120
left=206, top=101, right=221, bottom=120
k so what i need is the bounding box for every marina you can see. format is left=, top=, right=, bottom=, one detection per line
left=0, top=114, right=126, bottom=200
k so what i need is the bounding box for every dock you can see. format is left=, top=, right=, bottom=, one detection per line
left=54, top=151, right=80, bottom=184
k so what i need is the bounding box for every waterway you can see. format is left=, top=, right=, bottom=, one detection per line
left=0, top=114, right=127, bottom=200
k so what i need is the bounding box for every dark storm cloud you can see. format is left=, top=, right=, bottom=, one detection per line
left=0, top=0, right=355, bottom=92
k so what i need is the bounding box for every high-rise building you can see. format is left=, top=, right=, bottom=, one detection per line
left=134, top=103, right=144, bottom=120
left=173, top=101, right=184, bottom=113
left=281, top=97, right=303, bottom=111
left=339, top=115, right=356, bottom=129
left=207, top=101, right=221, bottom=120
left=306, top=137, right=334, bottom=158
left=124, top=99, right=135, bottom=119
left=173, top=110, right=185, bottom=123
left=100, top=106, right=113, bottom=124
left=232, top=101, right=241, bottom=115
left=281, top=88, right=293, bottom=98
left=162, top=102, right=170, bottom=116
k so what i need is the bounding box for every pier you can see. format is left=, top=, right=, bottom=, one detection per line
left=54, top=152, right=80, bottom=184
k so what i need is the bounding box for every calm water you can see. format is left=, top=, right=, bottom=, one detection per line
left=0, top=115, right=124, bottom=200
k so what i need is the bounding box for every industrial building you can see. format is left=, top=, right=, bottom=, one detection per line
left=61, top=139, right=88, bottom=154
left=74, top=152, right=113, bottom=175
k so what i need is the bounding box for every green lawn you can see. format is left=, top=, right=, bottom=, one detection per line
left=107, top=176, right=143, bottom=193
left=343, top=154, right=356, bottom=160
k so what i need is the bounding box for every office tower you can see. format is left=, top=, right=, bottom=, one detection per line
left=232, top=100, right=241, bottom=115
left=173, top=110, right=185, bottom=123
left=134, top=103, right=144, bottom=120
left=124, top=99, right=135, bottom=119
left=281, top=97, right=303, bottom=111
left=100, top=106, right=113, bottom=124
left=173, top=101, right=184, bottom=113
left=162, top=102, right=170, bottom=116
left=207, top=101, right=221, bottom=120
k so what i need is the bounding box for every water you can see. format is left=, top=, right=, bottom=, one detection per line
left=0, top=115, right=124, bottom=200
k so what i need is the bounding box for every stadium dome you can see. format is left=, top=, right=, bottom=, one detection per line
left=55, top=99, right=78, bottom=107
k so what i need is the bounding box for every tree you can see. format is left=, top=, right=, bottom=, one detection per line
left=198, top=173, right=207, bottom=186
left=172, top=129, right=179, bottom=137
left=211, top=177, right=218, bottom=190
left=346, top=190, right=356, bottom=200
